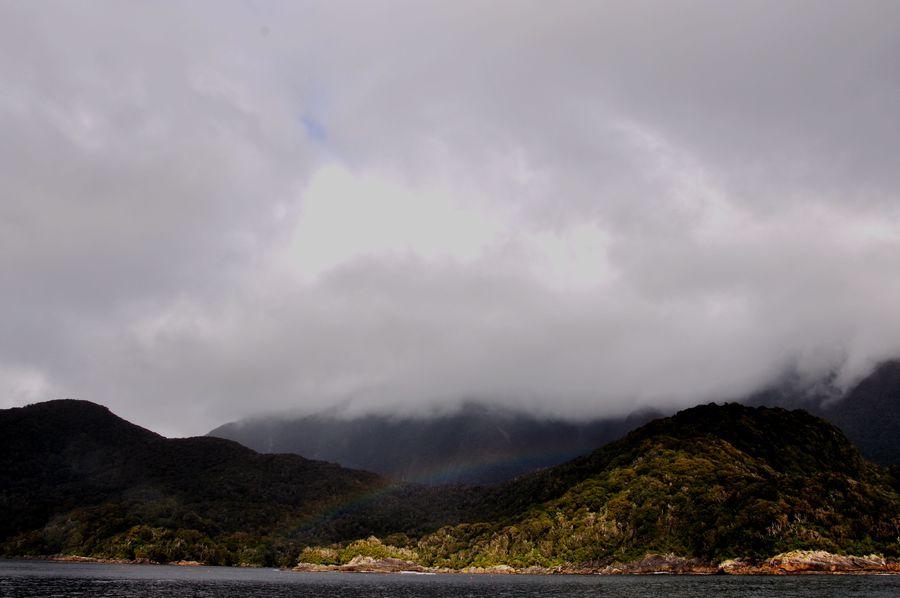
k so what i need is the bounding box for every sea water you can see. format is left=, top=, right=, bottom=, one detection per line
left=0, top=559, right=897, bottom=597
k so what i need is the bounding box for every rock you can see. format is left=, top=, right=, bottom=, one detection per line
left=55, top=555, right=99, bottom=563
left=294, top=555, right=428, bottom=573
left=460, top=564, right=516, bottom=574
left=518, top=565, right=553, bottom=575
left=340, top=556, right=429, bottom=573
left=292, top=562, right=333, bottom=572
left=290, top=550, right=900, bottom=576
left=343, top=555, right=377, bottom=568
left=717, top=558, right=755, bottom=574
left=767, top=550, right=893, bottom=573
left=717, top=551, right=900, bottom=574
left=603, top=553, right=716, bottom=575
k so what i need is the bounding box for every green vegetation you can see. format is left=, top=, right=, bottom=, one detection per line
left=298, top=537, right=420, bottom=566
left=300, top=404, right=900, bottom=569
left=2, top=400, right=897, bottom=568
left=415, top=434, right=898, bottom=567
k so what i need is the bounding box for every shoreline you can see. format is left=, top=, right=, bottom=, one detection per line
left=9, top=551, right=899, bottom=576
left=291, top=552, right=900, bottom=576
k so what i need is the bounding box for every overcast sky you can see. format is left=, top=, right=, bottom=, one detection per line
left=2, top=1, right=899, bottom=436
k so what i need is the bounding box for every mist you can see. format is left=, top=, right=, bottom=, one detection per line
left=1, top=1, right=899, bottom=436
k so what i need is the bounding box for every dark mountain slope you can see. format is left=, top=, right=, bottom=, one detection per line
left=747, top=360, right=900, bottom=464
left=816, top=361, right=900, bottom=465
left=208, top=360, right=900, bottom=490
left=0, top=400, right=489, bottom=565
left=209, top=403, right=660, bottom=485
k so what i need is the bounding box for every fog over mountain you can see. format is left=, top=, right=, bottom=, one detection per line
left=2, top=1, right=900, bottom=436
left=210, top=403, right=663, bottom=484
left=209, top=360, right=899, bottom=485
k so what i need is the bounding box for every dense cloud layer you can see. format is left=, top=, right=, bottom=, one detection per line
left=2, top=1, right=899, bottom=435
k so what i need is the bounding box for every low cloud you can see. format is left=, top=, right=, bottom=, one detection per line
left=1, top=1, right=899, bottom=435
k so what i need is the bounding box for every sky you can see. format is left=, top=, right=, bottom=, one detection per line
left=1, top=1, right=899, bottom=436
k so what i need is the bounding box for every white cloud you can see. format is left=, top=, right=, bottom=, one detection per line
left=1, top=1, right=899, bottom=435
left=283, top=163, right=508, bottom=279
left=0, top=365, right=57, bottom=409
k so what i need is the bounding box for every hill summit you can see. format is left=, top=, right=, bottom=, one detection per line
left=408, top=403, right=899, bottom=568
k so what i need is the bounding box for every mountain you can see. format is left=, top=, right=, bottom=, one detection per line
left=827, top=361, right=900, bottom=464
left=746, top=360, right=900, bottom=465
left=208, top=360, right=900, bottom=488
left=2, top=400, right=897, bottom=570
left=358, top=403, right=900, bottom=568
left=0, top=400, right=488, bottom=566
left=209, top=404, right=661, bottom=485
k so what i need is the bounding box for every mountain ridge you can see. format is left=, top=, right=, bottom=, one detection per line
left=208, top=360, right=900, bottom=486
left=2, top=399, right=898, bottom=569
left=746, top=360, right=900, bottom=465
left=209, top=403, right=662, bottom=485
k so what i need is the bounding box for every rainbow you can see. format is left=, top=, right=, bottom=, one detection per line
left=291, top=444, right=587, bottom=536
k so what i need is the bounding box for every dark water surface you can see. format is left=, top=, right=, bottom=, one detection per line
left=1, top=559, right=897, bottom=597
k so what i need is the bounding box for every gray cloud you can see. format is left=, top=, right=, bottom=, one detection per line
left=1, top=1, right=899, bottom=435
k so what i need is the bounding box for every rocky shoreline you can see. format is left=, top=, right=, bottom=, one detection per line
left=292, top=551, right=900, bottom=575
left=16, top=550, right=900, bottom=575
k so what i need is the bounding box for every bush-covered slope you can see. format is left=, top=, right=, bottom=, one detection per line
left=412, top=404, right=899, bottom=567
